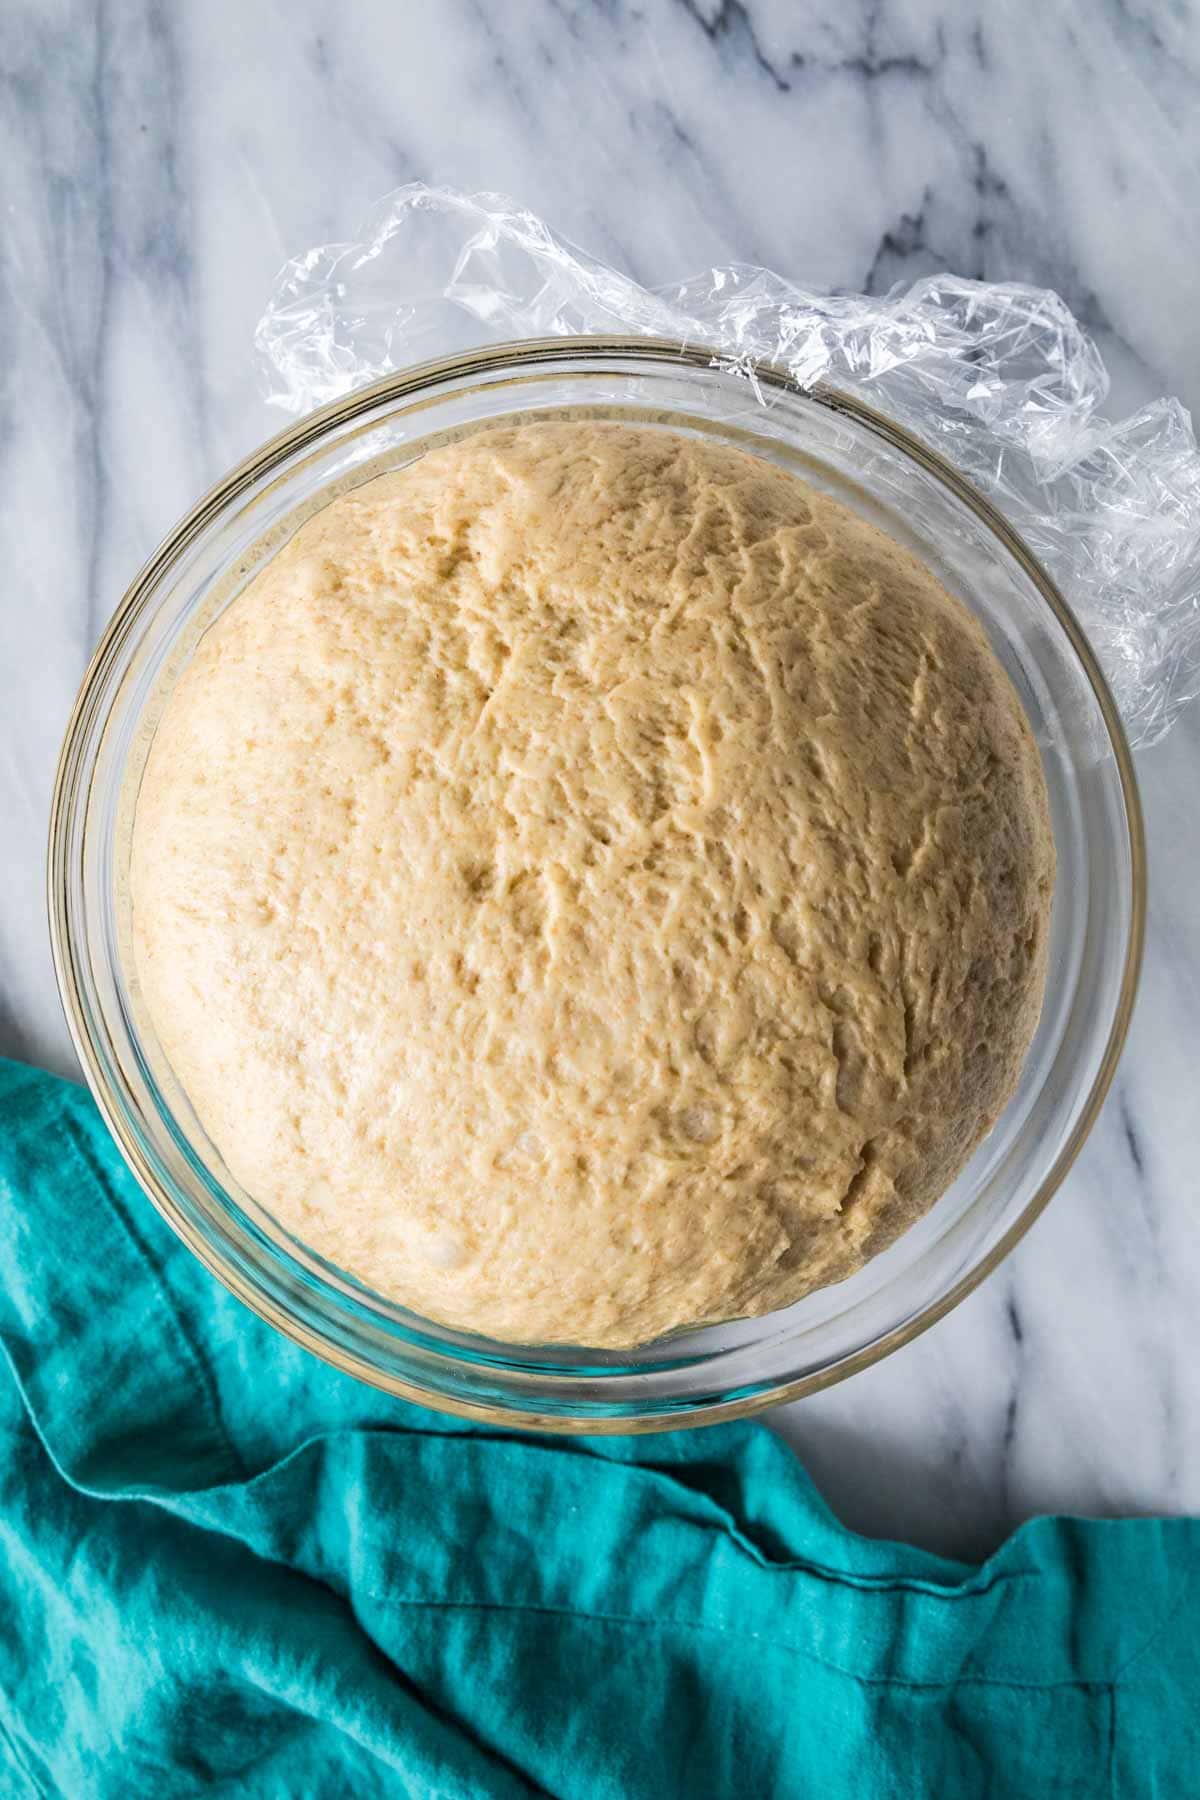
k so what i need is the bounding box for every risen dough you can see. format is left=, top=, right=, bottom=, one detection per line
left=131, top=422, right=1054, bottom=1347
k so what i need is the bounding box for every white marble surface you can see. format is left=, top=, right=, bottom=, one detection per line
left=3, top=0, right=1199, bottom=1559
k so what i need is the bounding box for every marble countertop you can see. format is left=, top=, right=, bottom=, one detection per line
left=3, top=0, right=1198, bottom=1559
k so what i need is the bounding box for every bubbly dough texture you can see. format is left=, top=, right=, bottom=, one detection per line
left=132, top=422, right=1054, bottom=1347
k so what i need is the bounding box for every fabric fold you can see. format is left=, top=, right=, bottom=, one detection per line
left=0, top=1057, right=1195, bottom=1798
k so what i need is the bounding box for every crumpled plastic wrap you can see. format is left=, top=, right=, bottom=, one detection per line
left=255, top=184, right=1200, bottom=748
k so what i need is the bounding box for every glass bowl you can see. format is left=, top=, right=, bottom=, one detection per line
left=48, top=338, right=1145, bottom=1431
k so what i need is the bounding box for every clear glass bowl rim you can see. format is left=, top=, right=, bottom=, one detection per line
left=47, top=335, right=1146, bottom=1433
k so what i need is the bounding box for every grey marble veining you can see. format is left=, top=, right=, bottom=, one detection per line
left=2, top=0, right=1199, bottom=1559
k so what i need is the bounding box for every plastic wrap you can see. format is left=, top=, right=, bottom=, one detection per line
left=255, top=184, right=1200, bottom=748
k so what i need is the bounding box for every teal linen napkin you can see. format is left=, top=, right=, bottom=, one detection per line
left=0, top=1056, right=1196, bottom=1798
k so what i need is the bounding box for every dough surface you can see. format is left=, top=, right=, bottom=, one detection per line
left=131, top=422, right=1054, bottom=1347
